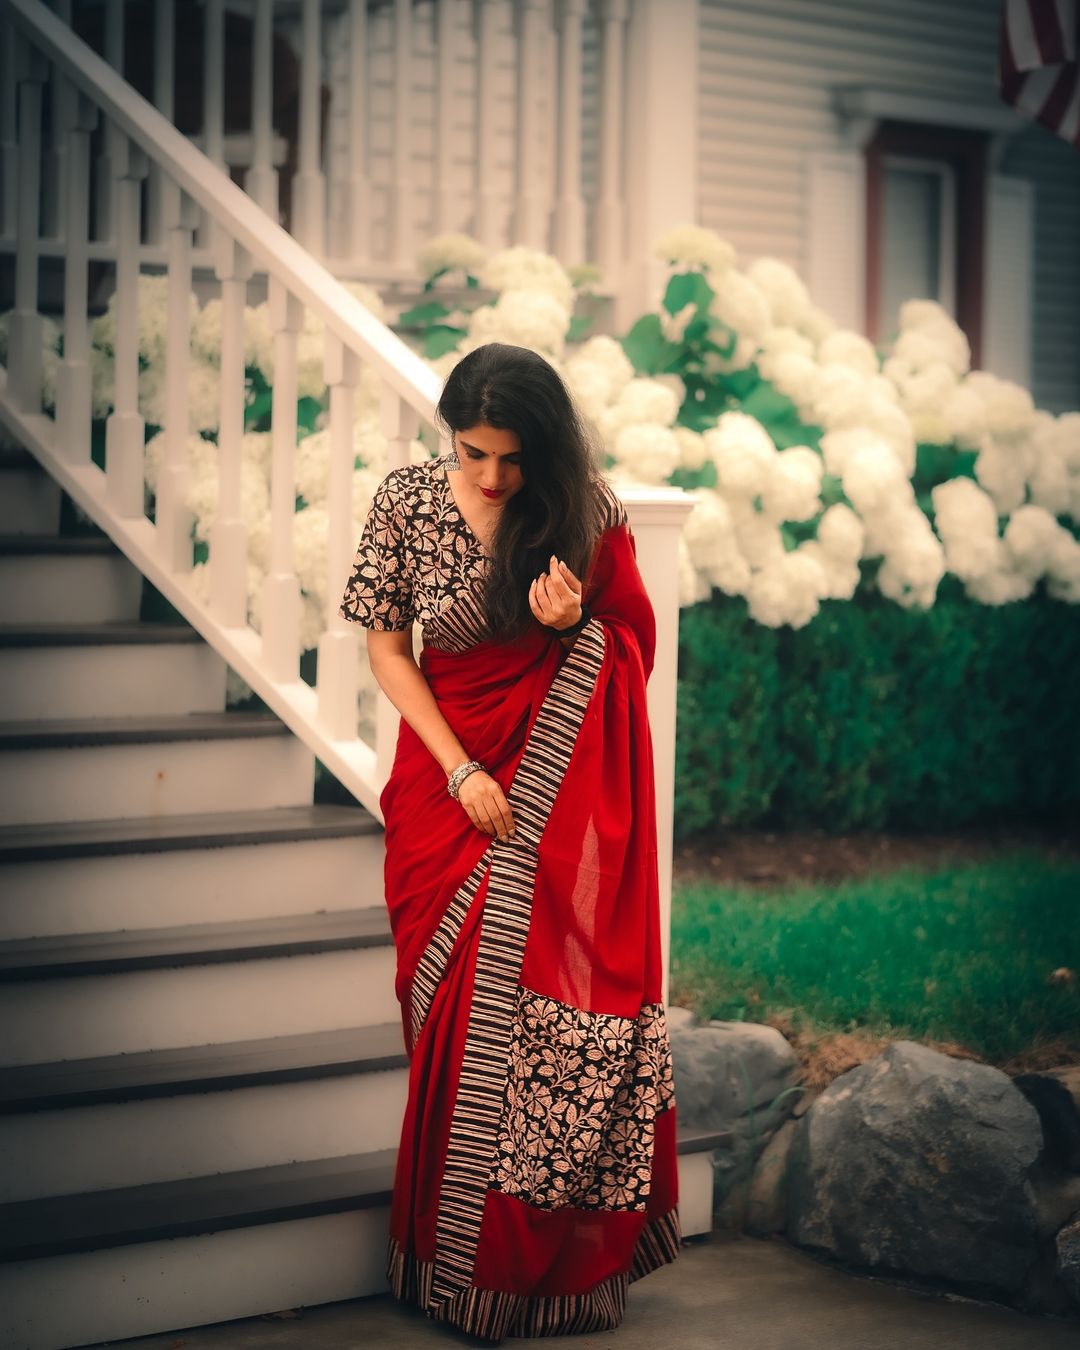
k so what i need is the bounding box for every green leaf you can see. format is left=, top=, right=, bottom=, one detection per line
left=663, top=271, right=714, bottom=316
left=622, top=314, right=682, bottom=374
left=739, top=382, right=800, bottom=427
left=567, top=313, right=593, bottom=342
left=297, top=396, right=322, bottom=434
left=465, top=274, right=480, bottom=289
left=398, top=300, right=453, bottom=326
left=422, top=325, right=467, bottom=359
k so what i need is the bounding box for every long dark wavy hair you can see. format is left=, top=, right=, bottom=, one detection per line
left=434, top=342, right=607, bottom=641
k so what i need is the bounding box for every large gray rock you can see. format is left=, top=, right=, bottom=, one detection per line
left=670, top=1019, right=803, bottom=1201
left=786, top=1040, right=1043, bottom=1295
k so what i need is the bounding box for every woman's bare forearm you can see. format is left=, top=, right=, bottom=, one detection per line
left=368, top=649, right=472, bottom=775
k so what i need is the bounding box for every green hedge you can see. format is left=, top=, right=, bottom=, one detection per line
left=674, top=575, right=1080, bottom=838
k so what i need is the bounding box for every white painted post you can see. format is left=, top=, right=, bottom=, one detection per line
left=619, top=487, right=694, bottom=1007
left=93, top=0, right=123, bottom=242
left=197, top=0, right=226, bottom=253
left=806, top=150, right=867, bottom=334
left=155, top=182, right=201, bottom=571
left=293, top=0, right=326, bottom=257
left=0, top=18, right=17, bottom=241
left=389, top=0, right=414, bottom=267
left=318, top=334, right=363, bottom=739
left=209, top=234, right=255, bottom=626
left=145, top=0, right=175, bottom=249
left=41, top=0, right=72, bottom=242
left=345, top=0, right=371, bottom=264
left=553, top=0, right=586, bottom=267
left=473, top=0, right=502, bottom=248
left=594, top=0, right=628, bottom=287
left=374, top=386, right=418, bottom=787
left=7, top=33, right=46, bottom=415
left=513, top=0, right=551, bottom=250
left=246, top=0, right=279, bottom=219
left=261, top=278, right=305, bottom=678
left=619, top=0, right=698, bottom=329
left=433, top=0, right=458, bottom=233
left=55, top=88, right=97, bottom=467
left=104, top=128, right=148, bottom=519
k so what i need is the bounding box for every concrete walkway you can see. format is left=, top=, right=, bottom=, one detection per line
left=105, top=1234, right=1077, bottom=1350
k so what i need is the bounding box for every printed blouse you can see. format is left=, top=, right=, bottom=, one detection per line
left=339, top=450, right=629, bottom=652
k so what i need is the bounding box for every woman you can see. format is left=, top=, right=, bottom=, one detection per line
left=339, top=342, right=680, bottom=1341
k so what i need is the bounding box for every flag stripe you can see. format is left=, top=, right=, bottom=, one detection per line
left=1000, top=0, right=1080, bottom=150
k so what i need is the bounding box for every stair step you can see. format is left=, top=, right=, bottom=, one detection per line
left=0, top=620, right=201, bottom=647
left=0, top=532, right=117, bottom=555
left=0, top=803, right=380, bottom=863
left=0, top=1127, right=728, bottom=1264
left=0, top=710, right=292, bottom=750
left=0, top=712, right=315, bottom=825
left=0, top=905, right=394, bottom=981
left=0, top=1149, right=399, bottom=1262
left=0, top=1022, right=407, bottom=1114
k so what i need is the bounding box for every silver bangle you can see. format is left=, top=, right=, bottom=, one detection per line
left=447, top=759, right=484, bottom=800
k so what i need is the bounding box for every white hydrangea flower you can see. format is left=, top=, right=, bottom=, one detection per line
left=930, top=476, right=1004, bottom=581
left=818, top=330, right=879, bottom=377
left=874, top=510, right=945, bottom=608
left=682, top=488, right=752, bottom=595
left=796, top=539, right=861, bottom=600
left=564, top=363, right=612, bottom=422
left=566, top=335, right=635, bottom=402
left=886, top=358, right=959, bottom=444
left=745, top=548, right=829, bottom=629
left=709, top=268, right=772, bottom=342
left=745, top=257, right=812, bottom=329
left=962, top=371, right=1036, bottom=445
left=653, top=224, right=736, bottom=274
left=974, top=439, right=1029, bottom=515
left=678, top=534, right=715, bottom=606
left=186, top=454, right=271, bottom=544
left=762, top=351, right=818, bottom=413
left=704, top=411, right=776, bottom=498
left=702, top=334, right=758, bottom=374
left=291, top=504, right=331, bottom=604
left=1046, top=529, right=1080, bottom=602
left=611, top=423, right=680, bottom=482
left=479, top=247, right=575, bottom=311
left=728, top=496, right=787, bottom=568
left=1003, top=504, right=1060, bottom=579
left=894, top=300, right=971, bottom=376
left=840, top=439, right=910, bottom=516
left=673, top=426, right=709, bottom=472
left=598, top=378, right=680, bottom=443
left=796, top=304, right=838, bottom=346
left=816, top=502, right=865, bottom=562
left=417, top=232, right=488, bottom=281
left=143, top=429, right=217, bottom=495
left=760, top=446, right=824, bottom=523
left=942, top=382, right=987, bottom=450
left=466, top=287, right=569, bottom=358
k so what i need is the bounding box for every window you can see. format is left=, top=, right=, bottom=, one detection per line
left=865, top=123, right=988, bottom=364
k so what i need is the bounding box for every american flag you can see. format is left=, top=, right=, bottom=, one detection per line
left=998, top=0, right=1080, bottom=149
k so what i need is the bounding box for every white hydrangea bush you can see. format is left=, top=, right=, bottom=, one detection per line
left=6, top=221, right=1080, bottom=657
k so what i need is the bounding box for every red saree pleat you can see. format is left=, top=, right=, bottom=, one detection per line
left=380, top=524, right=680, bottom=1342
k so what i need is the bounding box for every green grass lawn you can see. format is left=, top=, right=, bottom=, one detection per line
left=669, top=849, right=1080, bottom=1066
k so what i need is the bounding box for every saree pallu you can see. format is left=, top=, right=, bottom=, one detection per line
left=379, top=523, right=680, bottom=1342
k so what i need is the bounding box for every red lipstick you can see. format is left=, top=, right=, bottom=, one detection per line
left=480, top=487, right=505, bottom=499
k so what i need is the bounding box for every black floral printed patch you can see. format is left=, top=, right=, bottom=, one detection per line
left=489, top=987, right=675, bottom=1213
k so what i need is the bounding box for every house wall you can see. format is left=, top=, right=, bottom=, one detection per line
left=697, top=0, right=1080, bottom=413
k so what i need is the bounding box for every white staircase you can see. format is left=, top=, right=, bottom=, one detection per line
left=0, top=438, right=409, bottom=1350
left=0, top=439, right=720, bottom=1349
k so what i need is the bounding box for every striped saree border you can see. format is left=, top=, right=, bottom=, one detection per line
left=428, top=619, right=608, bottom=1309
left=388, top=1207, right=681, bottom=1342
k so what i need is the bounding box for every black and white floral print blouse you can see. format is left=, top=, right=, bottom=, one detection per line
left=339, top=450, right=629, bottom=653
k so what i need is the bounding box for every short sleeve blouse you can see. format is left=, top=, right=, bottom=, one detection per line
left=339, top=452, right=629, bottom=647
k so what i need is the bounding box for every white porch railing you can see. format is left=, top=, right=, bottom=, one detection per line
left=0, top=0, right=692, bottom=992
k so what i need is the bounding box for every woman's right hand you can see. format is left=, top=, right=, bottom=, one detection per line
left=457, top=769, right=516, bottom=842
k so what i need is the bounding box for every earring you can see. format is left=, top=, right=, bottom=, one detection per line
left=445, top=442, right=461, bottom=468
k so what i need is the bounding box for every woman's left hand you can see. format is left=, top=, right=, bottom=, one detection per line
left=529, top=554, right=583, bottom=631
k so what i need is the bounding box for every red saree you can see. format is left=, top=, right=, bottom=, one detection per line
left=379, top=522, right=680, bottom=1341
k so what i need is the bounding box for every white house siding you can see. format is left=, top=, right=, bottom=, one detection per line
left=697, top=0, right=1080, bottom=414
left=323, top=0, right=559, bottom=265
left=1000, top=127, right=1080, bottom=415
